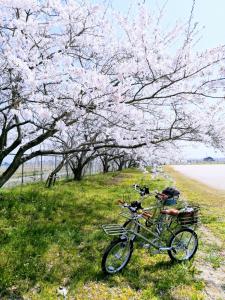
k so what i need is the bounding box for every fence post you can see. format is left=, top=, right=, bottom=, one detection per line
left=55, top=155, right=57, bottom=168
left=21, top=162, right=24, bottom=185
left=66, top=156, right=69, bottom=179
left=89, top=161, right=92, bottom=175
left=40, top=154, right=43, bottom=181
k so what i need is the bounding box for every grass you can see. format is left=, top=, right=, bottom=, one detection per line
left=165, top=166, right=225, bottom=246
left=0, top=169, right=205, bottom=299
left=206, top=250, right=223, bottom=269
left=166, top=165, right=225, bottom=277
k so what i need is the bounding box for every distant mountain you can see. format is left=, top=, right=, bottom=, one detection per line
left=203, top=156, right=214, bottom=162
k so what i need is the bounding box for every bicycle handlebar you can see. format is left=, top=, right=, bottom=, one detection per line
left=132, top=184, right=161, bottom=198
left=132, top=184, right=150, bottom=196
left=117, top=184, right=166, bottom=213
left=117, top=199, right=143, bottom=212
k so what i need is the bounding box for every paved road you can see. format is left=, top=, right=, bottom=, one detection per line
left=172, top=164, right=225, bottom=190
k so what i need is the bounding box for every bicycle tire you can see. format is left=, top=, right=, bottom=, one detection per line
left=168, top=228, right=198, bottom=262
left=101, top=238, right=133, bottom=274
left=123, top=219, right=140, bottom=241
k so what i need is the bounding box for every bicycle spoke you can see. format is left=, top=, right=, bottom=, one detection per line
left=168, top=229, right=198, bottom=261
left=103, top=240, right=132, bottom=274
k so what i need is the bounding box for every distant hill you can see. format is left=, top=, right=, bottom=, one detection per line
left=203, top=156, right=214, bottom=162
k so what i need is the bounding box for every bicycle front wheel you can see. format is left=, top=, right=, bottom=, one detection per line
left=101, top=238, right=133, bottom=274
left=123, top=219, right=140, bottom=240
left=168, top=228, right=198, bottom=262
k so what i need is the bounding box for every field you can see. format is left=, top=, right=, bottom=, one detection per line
left=0, top=168, right=223, bottom=299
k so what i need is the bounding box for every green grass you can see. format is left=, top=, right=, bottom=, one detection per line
left=165, top=166, right=225, bottom=246
left=0, top=169, right=205, bottom=299
left=166, top=165, right=225, bottom=278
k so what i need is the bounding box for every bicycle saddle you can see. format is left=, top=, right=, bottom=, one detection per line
left=160, top=209, right=179, bottom=216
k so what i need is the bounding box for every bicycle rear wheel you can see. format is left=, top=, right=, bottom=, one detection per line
left=101, top=238, right=133, bottom=274
left=168, top=228, right=198, bottom=262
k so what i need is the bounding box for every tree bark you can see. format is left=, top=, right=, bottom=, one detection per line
left=72, top=167, right=83, bottom=181
left=0, top=113, right=66, bottom=188
left=46, top=158, right=65, bottom=188
left=103, top=162, right=110, bottom=173
left=0, top=156, right=22, bottom=188
left=68, top=157, right=84, bottom=181
left=117, top=162, right=124, bottom=171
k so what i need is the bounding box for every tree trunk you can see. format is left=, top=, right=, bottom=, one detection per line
left=69, top=158, right=84, bottom=181
left=117, top=162, right=124, bottom=171
left=72, top=166, right=83, bottom=181
left=128, top=160, right=138, bottom=168
left=0, top=149, right=24, bottom=188
left=46, top=159, right=65, bottom=188
left=103, top=163, right=110, bottom=173
left=0, top=160, right=21, bottom=188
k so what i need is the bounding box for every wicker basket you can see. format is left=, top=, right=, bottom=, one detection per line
left=177, top=206, right=199, bottom=225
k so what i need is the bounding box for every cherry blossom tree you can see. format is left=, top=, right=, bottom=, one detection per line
left=1, top=0, right=225, bottom=188
left=52, top=118, right=109, bottom=181
left=104, top=1, right=225, bottom=151
left=110, top=150, right=134, bottom=171
left=0, top=0, right=120, bottom=187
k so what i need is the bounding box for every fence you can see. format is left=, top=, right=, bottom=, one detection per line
left=0, top=155, right=103, bottom=188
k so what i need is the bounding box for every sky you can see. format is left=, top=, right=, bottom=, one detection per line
left=102, top=0, right=225, bottom=50
left=93, top=0, right=225, bottom=159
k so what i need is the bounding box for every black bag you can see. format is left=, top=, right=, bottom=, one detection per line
left=162, top=187, right=180, bottom=198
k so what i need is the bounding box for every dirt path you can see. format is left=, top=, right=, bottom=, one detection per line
left=195, top=225, right=225, bottom=300
left=106, top=172, right=132, bottom=185
left=166, top=166, right=225, bottom=300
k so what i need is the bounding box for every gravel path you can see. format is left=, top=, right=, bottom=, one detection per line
left=196, top=226, right=225, bottom=300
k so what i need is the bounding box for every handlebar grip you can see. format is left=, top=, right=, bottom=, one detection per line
left=117, top=199, right=125, bottom=205
left=142, top=211, right=152, bottom=219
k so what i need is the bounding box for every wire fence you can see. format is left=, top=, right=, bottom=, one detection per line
left=0, top=155, right=104, bottom=188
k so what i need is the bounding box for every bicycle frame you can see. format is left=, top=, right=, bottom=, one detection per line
left=103, top=188, right=199, bottom=253
left=122, top=213, right=176, bottom=251
left=102, top=187, right=200, bottom=275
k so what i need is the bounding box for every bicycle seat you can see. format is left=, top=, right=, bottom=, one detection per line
left=160, top=209, right=179, bottom=216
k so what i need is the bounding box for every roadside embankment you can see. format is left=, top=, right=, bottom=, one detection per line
left=166, top=166, right=225, bottom=300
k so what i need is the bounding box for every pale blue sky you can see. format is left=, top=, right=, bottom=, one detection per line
left=97, top=0, right=225, bottom=50
left=93, top=0, right=225, bottom=158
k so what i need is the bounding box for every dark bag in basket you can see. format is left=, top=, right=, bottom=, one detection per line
left=178, top=207, right=199, bottom=225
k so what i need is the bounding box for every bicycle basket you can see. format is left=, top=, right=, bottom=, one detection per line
left=177, top=206, right=199, bottom=226
left=102, top=224, right=128, bottom=236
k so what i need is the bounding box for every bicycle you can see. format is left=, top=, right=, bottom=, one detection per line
left=101, top=185, right=199, bottom=275
left=122, top=185, right=180, bottom=237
